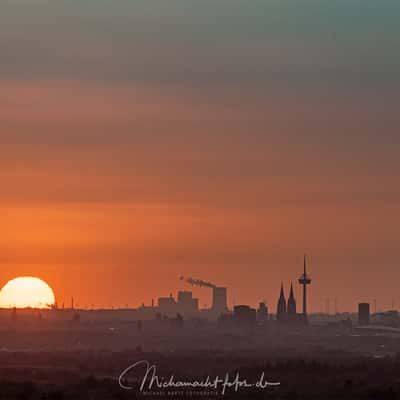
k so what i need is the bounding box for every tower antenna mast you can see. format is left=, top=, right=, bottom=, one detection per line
left=298, top=254, right=312, bottom=324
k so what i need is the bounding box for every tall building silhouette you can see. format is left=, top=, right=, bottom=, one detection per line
left=276, top=282, right=287, bottom=321
left=257, top=302, right=268, bottom=324
left=298, top=254, right=312, bottom=323
left=212, top=287, right=228, bottom=315
left=287, top=282, right=297, bottom=315
left=177, top=291, right=199, bottom=315
left=358, top=303, right=370, bottom=325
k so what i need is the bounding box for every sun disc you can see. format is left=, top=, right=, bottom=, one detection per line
left=0, top=277, right=55, bottom=309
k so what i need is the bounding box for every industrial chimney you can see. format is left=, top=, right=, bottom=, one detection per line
left=212, top=287, right=228, bottom=314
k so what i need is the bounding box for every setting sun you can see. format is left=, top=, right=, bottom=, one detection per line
left=0, top=277, right=55, bottom=309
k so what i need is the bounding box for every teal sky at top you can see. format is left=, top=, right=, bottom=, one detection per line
left=1, top=0, right=399, bottom=88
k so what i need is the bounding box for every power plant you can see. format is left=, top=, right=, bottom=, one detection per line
left=180, top=276, right=228, bottom=315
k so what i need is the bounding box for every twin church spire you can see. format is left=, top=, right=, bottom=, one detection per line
left=277, top=281, right=297, bottom=320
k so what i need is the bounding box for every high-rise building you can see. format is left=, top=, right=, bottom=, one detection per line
left=358, top=303, right=370, bottom=325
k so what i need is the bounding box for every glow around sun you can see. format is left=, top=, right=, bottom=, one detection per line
left=0, top=277, right=55, bottom=309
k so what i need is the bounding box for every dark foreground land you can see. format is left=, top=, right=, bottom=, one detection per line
left=1, top=321, right=400, bottom=399
left=1, top=350, right=400, bottom=399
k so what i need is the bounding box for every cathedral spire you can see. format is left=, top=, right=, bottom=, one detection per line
left=287, top=281, right=297, bottom=315
left=289, top=282, right=294, bottom=299
left=277, top=282, right=287, bottom=321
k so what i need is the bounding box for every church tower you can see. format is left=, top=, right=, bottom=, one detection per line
left=287, top=282, right=297, bottom=315
left=277, top=282, right=287, bottom=321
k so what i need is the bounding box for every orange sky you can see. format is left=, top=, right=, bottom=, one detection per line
left=0, top=81, right=399, bottom=312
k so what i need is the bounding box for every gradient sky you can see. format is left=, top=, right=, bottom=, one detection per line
left=1, top=0, right=399, bottom=312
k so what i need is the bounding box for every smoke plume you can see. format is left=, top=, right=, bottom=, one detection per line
left=180, top=276, right=216, bottom=289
